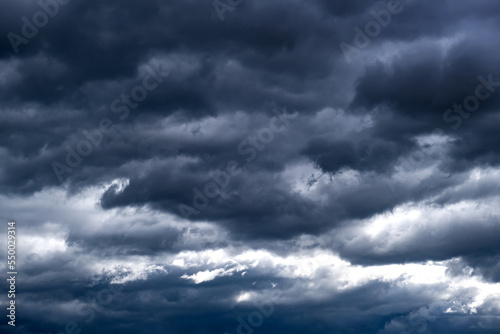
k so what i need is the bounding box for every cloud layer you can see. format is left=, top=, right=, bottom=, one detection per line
left=1, top=0, right=500, bottom=333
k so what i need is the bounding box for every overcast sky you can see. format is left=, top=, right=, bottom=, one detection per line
left=1, top=0, right=500, bottom=333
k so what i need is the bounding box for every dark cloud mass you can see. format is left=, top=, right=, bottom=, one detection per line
left=1, top=0, right=500, bottom=333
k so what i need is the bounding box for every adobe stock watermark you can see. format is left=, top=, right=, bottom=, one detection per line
left=213, top=0, right=245, bottom=22
left=382, top=73, right=499, bottom=192
left=48, top=277, right=123, bottom=334
left=7, top=0, right=72, bottom=54
left=224, top=299, right=274, bottom=334
left=51, top=65, right=169, bottom=183
left=399, top=313, right=427, bottom=334
left=340, top=0, right=404, bottom=63
left=178, top=106, right=298, bottom=218
left=398, top=303, right=449, bottom=334
left=442, top=74, right=500, bottom=130
left=381, top=128, right=450, bottom=193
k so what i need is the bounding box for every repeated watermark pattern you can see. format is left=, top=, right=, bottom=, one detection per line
left=442, top=74, right=500, bottom=130
left=224, top=299, right=274, bottom=334
left=7, top=0, right=72, bottom=54
left=400, top=313, right=427, bottom=334
left=382, top=73, right=499, bottom=192
left=51, top=65, right=169, bottom=183
left=48, top=275, right=124, bottom=334
left=213, top=0, right=245, bottom=22
left=178, top=106, right=298, bottom=218
left=340, top=0, right=404, bottom=63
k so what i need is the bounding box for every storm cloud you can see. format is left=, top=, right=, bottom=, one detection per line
left=1, top=0, right=500, bottom=333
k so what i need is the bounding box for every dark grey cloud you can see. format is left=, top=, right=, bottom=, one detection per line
left=2, top=0, right=500, bottom=333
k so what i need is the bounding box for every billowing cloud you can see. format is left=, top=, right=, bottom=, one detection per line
left=1, top=0, right=500, bottom=333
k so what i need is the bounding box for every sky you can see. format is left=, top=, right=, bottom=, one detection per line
left=1, top=0, right=500, bottom=333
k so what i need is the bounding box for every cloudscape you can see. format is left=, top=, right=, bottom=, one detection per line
left=1, top=0, right=500, bottom=333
